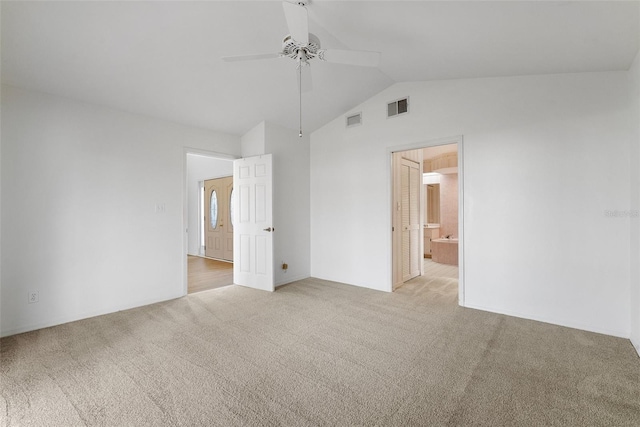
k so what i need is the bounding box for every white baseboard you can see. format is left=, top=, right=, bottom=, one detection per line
left=0, top=292, right=183, bottom=338
left=462, top=302, right=628, bottom=339
left=275, top=274, right=310, bottom=288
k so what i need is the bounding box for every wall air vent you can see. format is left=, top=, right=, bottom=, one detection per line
left=346, top=112, right=362, bottom=128
left=387, top=97, right=409, bottom=118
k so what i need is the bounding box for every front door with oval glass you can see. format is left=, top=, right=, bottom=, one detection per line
left=204, top=176, right=234, bottom=261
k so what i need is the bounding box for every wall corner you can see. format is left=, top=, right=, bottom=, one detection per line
left=240, top=121, right=266, bottom=158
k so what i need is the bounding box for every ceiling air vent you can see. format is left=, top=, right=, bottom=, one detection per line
left=346, top=112, right=362, bottom=128
left=387, top=97, right=409, bottom=118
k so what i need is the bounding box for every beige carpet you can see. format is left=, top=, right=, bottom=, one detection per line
left=1, top=276, right=639, bottom=426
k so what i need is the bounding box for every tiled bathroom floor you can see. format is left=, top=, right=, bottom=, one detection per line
left=423, top=258, right=458, bottom=279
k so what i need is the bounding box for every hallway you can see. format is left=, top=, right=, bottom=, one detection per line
left=187, top=255, right=233, bottom=294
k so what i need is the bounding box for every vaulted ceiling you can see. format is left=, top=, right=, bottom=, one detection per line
left=2, top=1, right=638, bottom=136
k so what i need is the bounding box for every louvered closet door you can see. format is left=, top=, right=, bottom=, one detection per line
left=401, top=158, right=421, bottom=282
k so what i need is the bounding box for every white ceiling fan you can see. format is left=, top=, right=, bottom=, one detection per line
left=222, top=0, right=381, bottom=137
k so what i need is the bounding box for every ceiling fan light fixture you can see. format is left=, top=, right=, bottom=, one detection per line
left=282, top=33, right=321, bottom=62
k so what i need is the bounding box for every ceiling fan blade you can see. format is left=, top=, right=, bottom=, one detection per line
left=296, top=65, right=313, bottom=93
left=282, top=1, right=309, bottom=45
left=319, top=49, right=380, bottom=67
left=222, top=53, right=282, bottom=62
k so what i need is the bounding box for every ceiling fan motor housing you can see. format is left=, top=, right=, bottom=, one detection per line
left=282, top=33, right=321, bottom=61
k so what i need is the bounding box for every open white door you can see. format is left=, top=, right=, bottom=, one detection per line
left=233, top=154, right=274, bottom=292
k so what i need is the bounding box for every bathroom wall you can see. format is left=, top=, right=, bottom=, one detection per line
left=439, top=174, right=458, bottom=238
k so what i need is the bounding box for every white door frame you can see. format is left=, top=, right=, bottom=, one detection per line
left=387, top=135, right=465, bottom=306
left=198, top=180, right=205, bottom=256
left=182, top=148, right=239, bottom=296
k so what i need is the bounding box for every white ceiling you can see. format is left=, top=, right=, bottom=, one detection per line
left=2, top=1, right=638, bottom=136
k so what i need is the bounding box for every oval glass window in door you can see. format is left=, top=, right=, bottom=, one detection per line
left=229, top=188, right=235, bottom=227
left=210, top=190, right=218, bottom=229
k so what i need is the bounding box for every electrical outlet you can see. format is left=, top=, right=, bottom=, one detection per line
left=155, top=203, right=166, bottom=214
left=282, top=262, right=288, bottom=271
left=28, top=290, right=39, bottom=304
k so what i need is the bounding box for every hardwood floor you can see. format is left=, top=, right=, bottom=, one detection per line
left=187, top=255, right=233, bottom=294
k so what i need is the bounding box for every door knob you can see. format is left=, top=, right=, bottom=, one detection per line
left=263, top=227, right=273, bottom=232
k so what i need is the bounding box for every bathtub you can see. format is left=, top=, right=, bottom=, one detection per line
left=431, top=238, right=458, bottom=265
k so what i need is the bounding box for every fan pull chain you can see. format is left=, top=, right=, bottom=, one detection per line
left=299, top=62, right=303, bottom=138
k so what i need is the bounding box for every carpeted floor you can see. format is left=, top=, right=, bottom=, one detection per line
left=1, top=276, right=639, bottom=426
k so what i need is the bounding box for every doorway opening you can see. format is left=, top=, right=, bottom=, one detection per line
left=391, top=138, right=463, bottom=303
left=185, top=151, right=235, bottom=294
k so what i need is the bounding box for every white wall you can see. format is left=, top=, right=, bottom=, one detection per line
left=238, top=121, right=311, bottom=287
left=186, top=154, right=234, bottom=256
left=241, top=121, right=266, bottom=157
left=0, top=7, right=3, bottom=335
left=265, top=122, right=310, bottom=286
left=311, top=72, right=633, bottom=338
left=1, top=85, right=240, bottom=337
left=630, top=50, right=640, bottom=355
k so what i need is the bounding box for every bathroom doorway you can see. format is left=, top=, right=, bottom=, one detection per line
left=391, top=139, right=463, bottom=302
